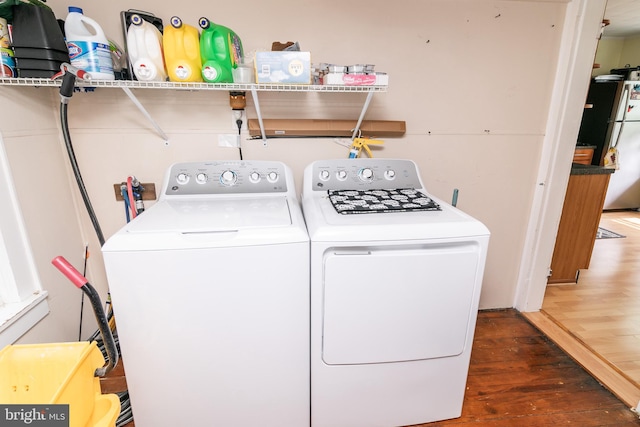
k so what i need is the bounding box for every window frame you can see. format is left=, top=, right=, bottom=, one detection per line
left=0, top=133, right=48, bottom=348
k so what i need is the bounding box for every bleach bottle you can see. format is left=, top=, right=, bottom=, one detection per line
left=127, top=14, right=167, bottom=81
left=198, top=17, right=243, bottom=83
left=163, top=16, right=202, bottom=82
left=65, top=7, right=114, bottom=80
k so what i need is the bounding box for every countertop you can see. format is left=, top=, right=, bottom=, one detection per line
left=570, top=163, right=615, bottom=175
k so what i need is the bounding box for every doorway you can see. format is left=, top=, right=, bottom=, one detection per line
left=533, top=0, right=640, bottom=407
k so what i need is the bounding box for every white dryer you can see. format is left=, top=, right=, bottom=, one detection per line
left=302, top=158, right=490, bottom=427
left=102, top=160, right=309, bottom=427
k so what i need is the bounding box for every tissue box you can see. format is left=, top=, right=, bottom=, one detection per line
left=255, top=51, right=311, bottom=84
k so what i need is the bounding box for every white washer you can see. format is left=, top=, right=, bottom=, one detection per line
left=302, top=158, right=490, bottom=427
left=102, top=160, right=309, bottom=427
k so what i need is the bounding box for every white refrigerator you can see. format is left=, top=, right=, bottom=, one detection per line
left=603, top=81, right=640, bottom=210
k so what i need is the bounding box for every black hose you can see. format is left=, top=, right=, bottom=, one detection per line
left=236, top=117, right=243, bottom=160
left=80, top=281, right=119, bottom=376
left=57, top=73, right=130, bottom=423
left=60, top=101, right=106, bottom=246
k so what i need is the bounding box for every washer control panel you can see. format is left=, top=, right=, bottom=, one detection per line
left=164, top=161, right=288, bottom=196
left=310, top=158, right=423, bottom=191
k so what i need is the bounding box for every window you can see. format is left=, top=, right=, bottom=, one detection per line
left=0, top=133, right=48, bottom=348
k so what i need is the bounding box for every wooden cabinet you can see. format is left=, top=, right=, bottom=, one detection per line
left=573, top=147, right=595, bottom=165
left=548, top=166, right=613, bottom=284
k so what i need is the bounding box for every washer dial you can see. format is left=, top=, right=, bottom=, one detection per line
left=249, top=171, right=261, bottom=183
left=195, top=173, right=207, bottom=184
left=358, top=168, right=374, bottom=182
left=336, top=170, right=348, bottom=181
left=267, top=171, right=279, bottom=183
left=176, top=173, right=189, bottom=185
left=384, top=170, right=396, bottom=180
left=220, top=170, right=237, bottom=186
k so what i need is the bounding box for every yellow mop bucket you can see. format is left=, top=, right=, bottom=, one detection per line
left=0, top=256, right=121, bottom=427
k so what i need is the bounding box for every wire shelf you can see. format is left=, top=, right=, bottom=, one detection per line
left=0, top=77, right=388, bottom=93
left=0, top=77, right=387, bottom=143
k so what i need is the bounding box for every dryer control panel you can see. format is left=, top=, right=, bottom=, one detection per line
left=308, top=159, right=423, bottom=192
left=163, top=161, right=289, bottom=196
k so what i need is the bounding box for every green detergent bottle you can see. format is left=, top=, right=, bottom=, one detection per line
left=198, top=17, right=243, bottom=83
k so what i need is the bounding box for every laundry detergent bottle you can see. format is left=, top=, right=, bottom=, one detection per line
left=65, top=6, right=114, bottom=80
left=198, top=17, right=243, bottom=83
left=162, top=16, right=202, bottom=82
left=127, top=14, right=167, bottom=81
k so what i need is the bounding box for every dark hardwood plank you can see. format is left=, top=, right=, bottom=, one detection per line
left=418, top=309, right=640, bottom=426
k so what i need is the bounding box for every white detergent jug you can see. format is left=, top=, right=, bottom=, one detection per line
left=127, top=14, right=166, bottom=81
left=65, top=6, right=114, bottom=80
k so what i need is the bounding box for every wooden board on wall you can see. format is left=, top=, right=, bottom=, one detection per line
left=248, top=119, right=406, bottom=138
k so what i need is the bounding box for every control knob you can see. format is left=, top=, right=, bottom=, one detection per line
left=358, top=168, right=374, bottom=182
left=176, top=173, right=189, bottom=185
left=319, top=170, right=330, bottom=181
left=249, top=172, right=261, bottom=183
left=267, top=171, right=279, bottom=182
left=220, top=170, right=237, bottom=186
left=196, top=173, right=207, bottom=184
left=336, top=170, right=348, bottom=181
left=384, top=170, right=396, bottom=180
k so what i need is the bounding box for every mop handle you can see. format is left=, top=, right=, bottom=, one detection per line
left=52, top=256, right=88, bottom=288
left=51, top=255, right=119, bottom=377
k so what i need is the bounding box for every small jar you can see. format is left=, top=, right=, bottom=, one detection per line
left=347, top=64, right=365, bottom=74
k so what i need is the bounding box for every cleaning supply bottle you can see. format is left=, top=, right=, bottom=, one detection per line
left=127, top=13, right=167, bottom=81
left=0, top=17, right=15, bottom=77
left=198, top=17, right=243, bottom=83
left=162, top=16, right=202, bottom=82
left=64, top=6, right=114, bottom=80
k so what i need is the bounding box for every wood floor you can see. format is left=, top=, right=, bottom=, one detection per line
left=421, top=310, right=639, bottom=426
left=541, top=210, right=640, bottom=401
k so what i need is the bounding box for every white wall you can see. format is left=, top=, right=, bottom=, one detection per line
left=2, top=0, right=576, bottom=344
left=0, top=86, right=99, bottom=343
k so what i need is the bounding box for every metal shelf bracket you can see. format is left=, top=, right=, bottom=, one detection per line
left=121, top=87, right=169, bottom=144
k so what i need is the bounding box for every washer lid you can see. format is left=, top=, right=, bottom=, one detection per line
left=125, top=197, right=292, bottom=233
left=303, top=192, right=490, bottom=241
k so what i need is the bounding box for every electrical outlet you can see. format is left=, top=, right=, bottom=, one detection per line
left=231, top=110, right=247, bottom=132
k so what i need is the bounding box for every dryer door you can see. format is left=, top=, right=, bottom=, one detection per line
left=322, top=241, right=482, bottom=365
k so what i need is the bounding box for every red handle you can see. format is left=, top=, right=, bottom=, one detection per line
left=51, top=256, right=88, bottom=288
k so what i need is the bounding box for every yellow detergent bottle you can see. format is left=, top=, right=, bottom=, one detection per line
left=163, top=16, right=202, bottom=82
